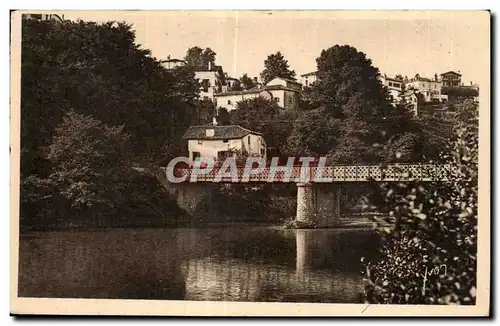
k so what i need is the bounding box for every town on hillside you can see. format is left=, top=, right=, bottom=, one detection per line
left=160, top=50, right=479, bottom=166
left=16, top=11, right=485, bottom=311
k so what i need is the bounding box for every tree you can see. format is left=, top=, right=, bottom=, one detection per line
left=216, top=107, right=231, bottom=126
left=260, top=51, right=296, bottom=85
left=441, top=86, right=479, bottom=100
left=296, top=45, right=413, bottom=164
left=240, top=73, right=256, bottom=90
left=230, top=97, right=293, bottom=153
left=184, top=46, right=216, bottom=70
left=47, top=110, right=132, bottom=215
left=21, top=18, right=200, bottom=168
left=229, top=80, right=243, bottom=91
left=285, top=108, right=340, bottom=156
left=363, top=99, right=479, bottom=304
left=20, top=19, right=193, bottom=228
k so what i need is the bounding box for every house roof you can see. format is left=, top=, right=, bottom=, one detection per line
left=264, top=85, right=301, bottom=92
left=182, top=125, right=262, bottom=140
left=214, top=84, right=299, bottom=97
left=382, top=76, right=403, bottom=82
left=440, top=71, right=462, bottom=76
left=214, top=87, right=266, bottom=96
left=409, top=77, right=433, bottom=82
left=268, top=77, right=302, bottom=86
left=300, top=71, right=318, bottom=77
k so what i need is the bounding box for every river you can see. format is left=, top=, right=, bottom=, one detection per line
left=18, top=226, right=381, bottom=303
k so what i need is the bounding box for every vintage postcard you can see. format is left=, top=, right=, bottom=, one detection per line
left=10, top=10, right=490, bottom=316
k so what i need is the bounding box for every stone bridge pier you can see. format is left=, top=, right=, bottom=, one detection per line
left=296, top=183, right=342, bottom=227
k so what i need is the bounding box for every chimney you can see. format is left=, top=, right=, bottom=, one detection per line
left=208, top=61, right=212, bottom=71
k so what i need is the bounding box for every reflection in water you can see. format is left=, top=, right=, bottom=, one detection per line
left=18, top=226, right=380, bottom=303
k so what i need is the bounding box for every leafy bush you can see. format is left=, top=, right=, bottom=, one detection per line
left=20, top=111, right=184, bottom=230
left=362, top=99, right=478, bottom=305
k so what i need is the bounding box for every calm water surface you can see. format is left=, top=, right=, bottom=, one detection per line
left=18, top=226, right=380, bottom=303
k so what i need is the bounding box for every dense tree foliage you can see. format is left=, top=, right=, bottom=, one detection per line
left=260, top=51, right=296, bottom=85
left=20, top=19, right=195, bottom=229
left=21, top=19, right=200, bottom=171
left=216, top=107, right=231, bottom=126
left=441, top=86, right=479, bottom=101
left=290, top=45, right=444, bottom=164
left=21, top=111, right=184, bottom=230
left=184, top=46, right=217, bottom=70
left=230, top=97, right=295, bottom=154
left=363, top=99, right=478, bottom=304
left=240, top=73, right=257, bottom=90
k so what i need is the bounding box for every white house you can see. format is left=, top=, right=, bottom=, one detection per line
left=299, top=71, right=319, bottom=87
left=380, top=74, right=404, bottom=105
left=406, top=75, right=447, bottom=103
left=400, top=90, right=420, bottom=116
left=195, top=69, right=219, bottom=101
left=182, top=125, right=267, bottom=164
left=194, top=62, right=229, bottom=101
left=214, top=77, right=301, bottom=111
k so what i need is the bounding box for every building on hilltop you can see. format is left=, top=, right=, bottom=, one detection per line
left=440, top=71, right=462, bottom=87
left=400, top=90, right=421, bottom=116
left=224, top=76, right=241, bottom=91
left=299, top=71, right=319, bottom=87
left=182, top=125, right=267, bottom=164
left=194, top=62, right=228, bottom=101
left=406, top=74, right=447, bottom=103
left=380, top=74, right=404, bottom=105
left=214, top=77, right=301, bottom=111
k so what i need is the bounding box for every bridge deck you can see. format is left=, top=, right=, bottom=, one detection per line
left=170, top=164, right=453, bottom=183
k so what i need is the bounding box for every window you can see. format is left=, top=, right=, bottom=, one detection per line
left=248, top=136, right=251, bottom=146
left=274, top=97, right=280, bottom=102
left=198, top=140, right=203, bottom=145
left=223, top=139, right=229, bottom=143
left=203, top=96, right=209, bottom=101
left=227, top=100, right=232, bottom=105
left=201, top=79, right=210, bottom=92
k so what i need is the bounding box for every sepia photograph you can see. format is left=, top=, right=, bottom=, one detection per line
left=10, top=10, right=490, bottom=316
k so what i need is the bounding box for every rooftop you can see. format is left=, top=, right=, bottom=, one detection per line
left=271, top=77, right=302, bottom=86
left=214, top=84, right=300, bottom=97
left=300, top=71, right=318, bottom=77
left=182, top=125, right=262, bottom=140
left=441, top=71, right=462, bottom=76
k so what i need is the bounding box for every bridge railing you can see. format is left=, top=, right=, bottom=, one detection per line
left=168, top=163, right=455, bottom=183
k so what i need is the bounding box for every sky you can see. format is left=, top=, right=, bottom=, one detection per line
left=61, top=11, right=489, bottom=86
